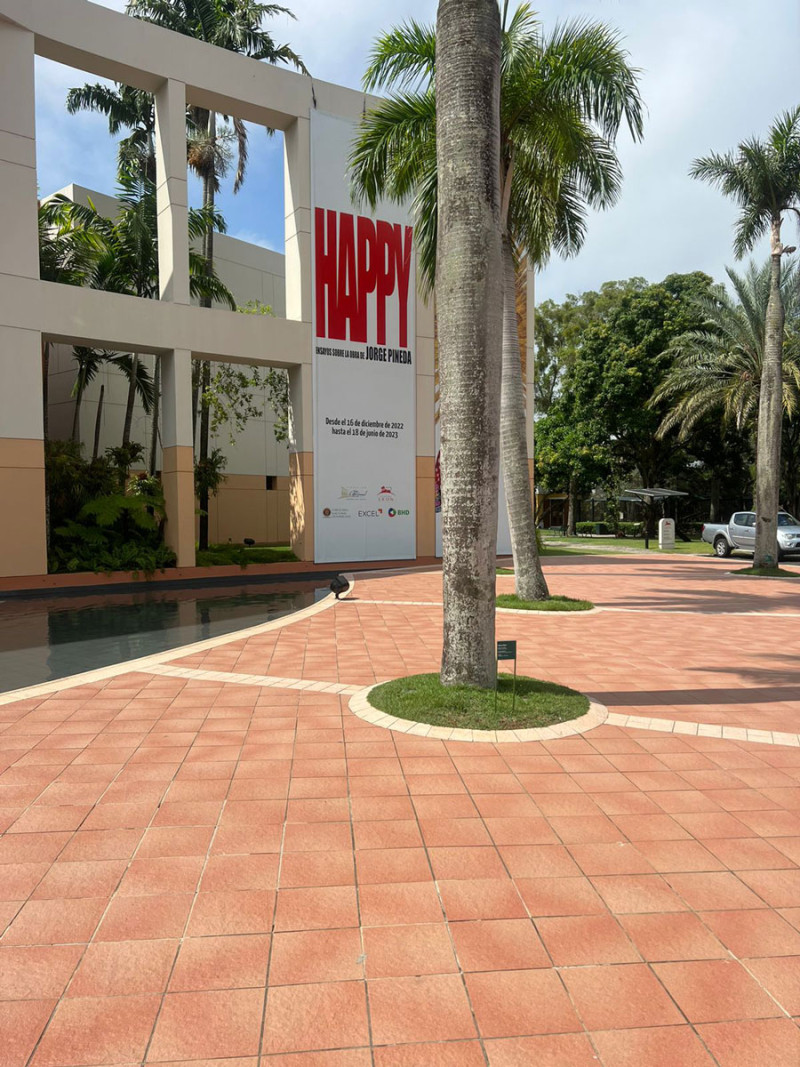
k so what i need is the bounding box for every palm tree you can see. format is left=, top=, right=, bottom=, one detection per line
left=70, top=347, right=156, bottom=447
left=38, top=198, right=102, bottom=547
left=654, top=261, right=800, bottom=441
left=126, top=0, right=307, bottom=549
left=350, top=4, right=643, bottom=601
left=434, top=0, right=502, bottom=688
left=66, top=83, right=159, bottom=182
left=691, top=108, right=800, bottom=567
left=49, top=176, right=234, bottom=451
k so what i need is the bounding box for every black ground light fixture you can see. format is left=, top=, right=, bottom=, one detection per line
left=330, top=574, right=349, bottom=599
left=243, top=538, right=255, bottom=546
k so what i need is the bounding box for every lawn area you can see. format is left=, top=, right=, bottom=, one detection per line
left=368, top=672, right=589, bottom=731
left=196, top=543, right=298, bottom=567
left=542, top=534, right=712, bottom=556
left=496, top=593, right=594, bottom=611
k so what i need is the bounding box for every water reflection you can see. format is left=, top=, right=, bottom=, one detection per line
left=0, top=581, right=327, bottom=692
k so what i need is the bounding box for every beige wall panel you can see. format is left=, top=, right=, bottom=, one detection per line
left=0, top=439, right=47, bottom=577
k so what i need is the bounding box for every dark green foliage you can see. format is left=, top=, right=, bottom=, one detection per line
left=575, top=521, right=610, bottom=535
left=195, top=543, right=298, bottom=568
left=46, top=441, right=176, bottom=575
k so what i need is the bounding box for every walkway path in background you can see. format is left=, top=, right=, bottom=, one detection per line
left=2, top=554, right=800, bottom=1066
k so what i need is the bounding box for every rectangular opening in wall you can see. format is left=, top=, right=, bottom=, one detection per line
left=266, top=475, right=277, bottom=491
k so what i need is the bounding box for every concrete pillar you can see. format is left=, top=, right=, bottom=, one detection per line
left=0, top=23, right=47, bottom=577
left=155, top=78, right=190, bottom=306
left=161, top=349, right=195, bottom=567
left=284, top=117, right=312, bottom=323
left=154, top=79, right=194, bottom=566
left=284, top=117, right=314, bottom=559
left=287, top=362, right=314, bottom=561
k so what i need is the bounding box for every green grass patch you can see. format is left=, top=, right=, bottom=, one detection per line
left=542, top=535, right=711, bottom=555
left=496, top=593, right=594, bottom=612
left=196, top=543, right=298, bottom=568
left=368, top=672, right=589, bottom=731
left=734, top=565, right=800, bottom=579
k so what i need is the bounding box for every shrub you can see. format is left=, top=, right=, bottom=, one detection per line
left=46, top=440, right=176, bottom=575
left=616, top=521, right=644, bottom=538
left=575, top=521, right=610, bottom=535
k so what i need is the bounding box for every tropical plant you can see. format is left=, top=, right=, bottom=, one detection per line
left=49, top=175, right=235, bottom=450
left=126, top=0, right=307, bottom=550
left=66, top=82, right=160, bottom=182
left=350, top=3, right=643, bottom=601
left=653, top=261, right=800, bottom=439
left=691, top=107, right=800, bottom=567
left=69, top=346, right=155, bottom=445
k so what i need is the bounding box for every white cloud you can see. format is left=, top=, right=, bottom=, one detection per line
left=50, top=0, right=800, bottom=305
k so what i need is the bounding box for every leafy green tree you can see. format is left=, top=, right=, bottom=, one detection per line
left=691, top=107, right=800, bottom=567
left=351, top=3, right=643, bottom=601
left=534, top=273, right=717, bottom=534
left=126, top=0, right=307, bottom=550
left=653, top=261, right=800, bottom=439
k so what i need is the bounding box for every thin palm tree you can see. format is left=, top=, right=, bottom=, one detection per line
left=126, top=0, right=307, bottom=549
left=66, top=83, right=159, bottom=182
left=70, top=347, right=156, bottom=447
left=50, top=176, right=235, bottom=451
left=653, top=261, right=800, bottom=441
left=691, top=107, right=800, bottom=567
left=38, top=198, right=102, bottom=547
left=434, top=0, right=503, bottom=687
left=350, top=4, right=643, bottom=601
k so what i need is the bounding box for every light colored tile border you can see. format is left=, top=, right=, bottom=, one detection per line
left=348, top=684, right=608, bottom=743
left=0, top=574, right=354, bottom=707
left=148, top=662, right=363, bottom=696
left=607, top=711, right=800, bottom=748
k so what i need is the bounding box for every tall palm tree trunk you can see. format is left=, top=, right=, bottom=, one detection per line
left=150, top=356, right=160, bottom=475
left=93, top=384, right=105, bottom=461
left=71, top=384, right=83, bottom=445
left=121, top=355, right=139, bottom=448
left=754, top=233, right=785, bottom=568
left=500, top=237, right=549, bottom=600
left=197, top=113, right=216, bottom=552
left=436, top=0, right=503, bottom=688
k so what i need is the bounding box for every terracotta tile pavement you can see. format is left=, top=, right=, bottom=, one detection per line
left=0, top=556, right=800, bottom=1064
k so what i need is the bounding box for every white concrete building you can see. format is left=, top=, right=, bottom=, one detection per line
left=0, top=0, right=533, bottom=579
left=46, top=185, right=293, bottom=546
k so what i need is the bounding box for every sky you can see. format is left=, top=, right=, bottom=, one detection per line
left=35, top=0, right=800, bottom=306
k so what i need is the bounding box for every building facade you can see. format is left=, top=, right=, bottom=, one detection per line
left=0, top=0, right=533, bottom=579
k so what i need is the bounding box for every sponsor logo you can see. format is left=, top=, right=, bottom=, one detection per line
left=323, top=507, right=350, bottom=519
left=340, top=486, right=367, bottom=499
left=388, top=508, right=396, bottom=517
left=323, top=508, right=331, bottom=517
left=388, top=508, right=410, bottom=518
left=377, top=485, right=394, bottom=503
left=358, top=510, right=380, bottom=518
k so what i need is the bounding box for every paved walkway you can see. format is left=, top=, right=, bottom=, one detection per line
left=1, top=554, right=800, bottom=1066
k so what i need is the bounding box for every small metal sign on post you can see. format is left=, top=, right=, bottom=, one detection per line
left=496, top=639, right=518, bottom=716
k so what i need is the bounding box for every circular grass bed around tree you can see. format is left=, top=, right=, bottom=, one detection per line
left=733, top=566, right=800, bottom=579
left=496, top=593, right=595, bottom=612
left=367, top=672, right=589, bottom=731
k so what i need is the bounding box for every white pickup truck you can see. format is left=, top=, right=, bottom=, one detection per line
left=701, top=511, right=800, bottom=559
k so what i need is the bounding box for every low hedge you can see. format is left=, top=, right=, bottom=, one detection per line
left=575, top=521, right=610, bottom=536
left=615, top=521, right=644, bottom=538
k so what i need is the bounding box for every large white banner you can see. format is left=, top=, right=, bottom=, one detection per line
left=311, top=111, right=416, bottom=564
